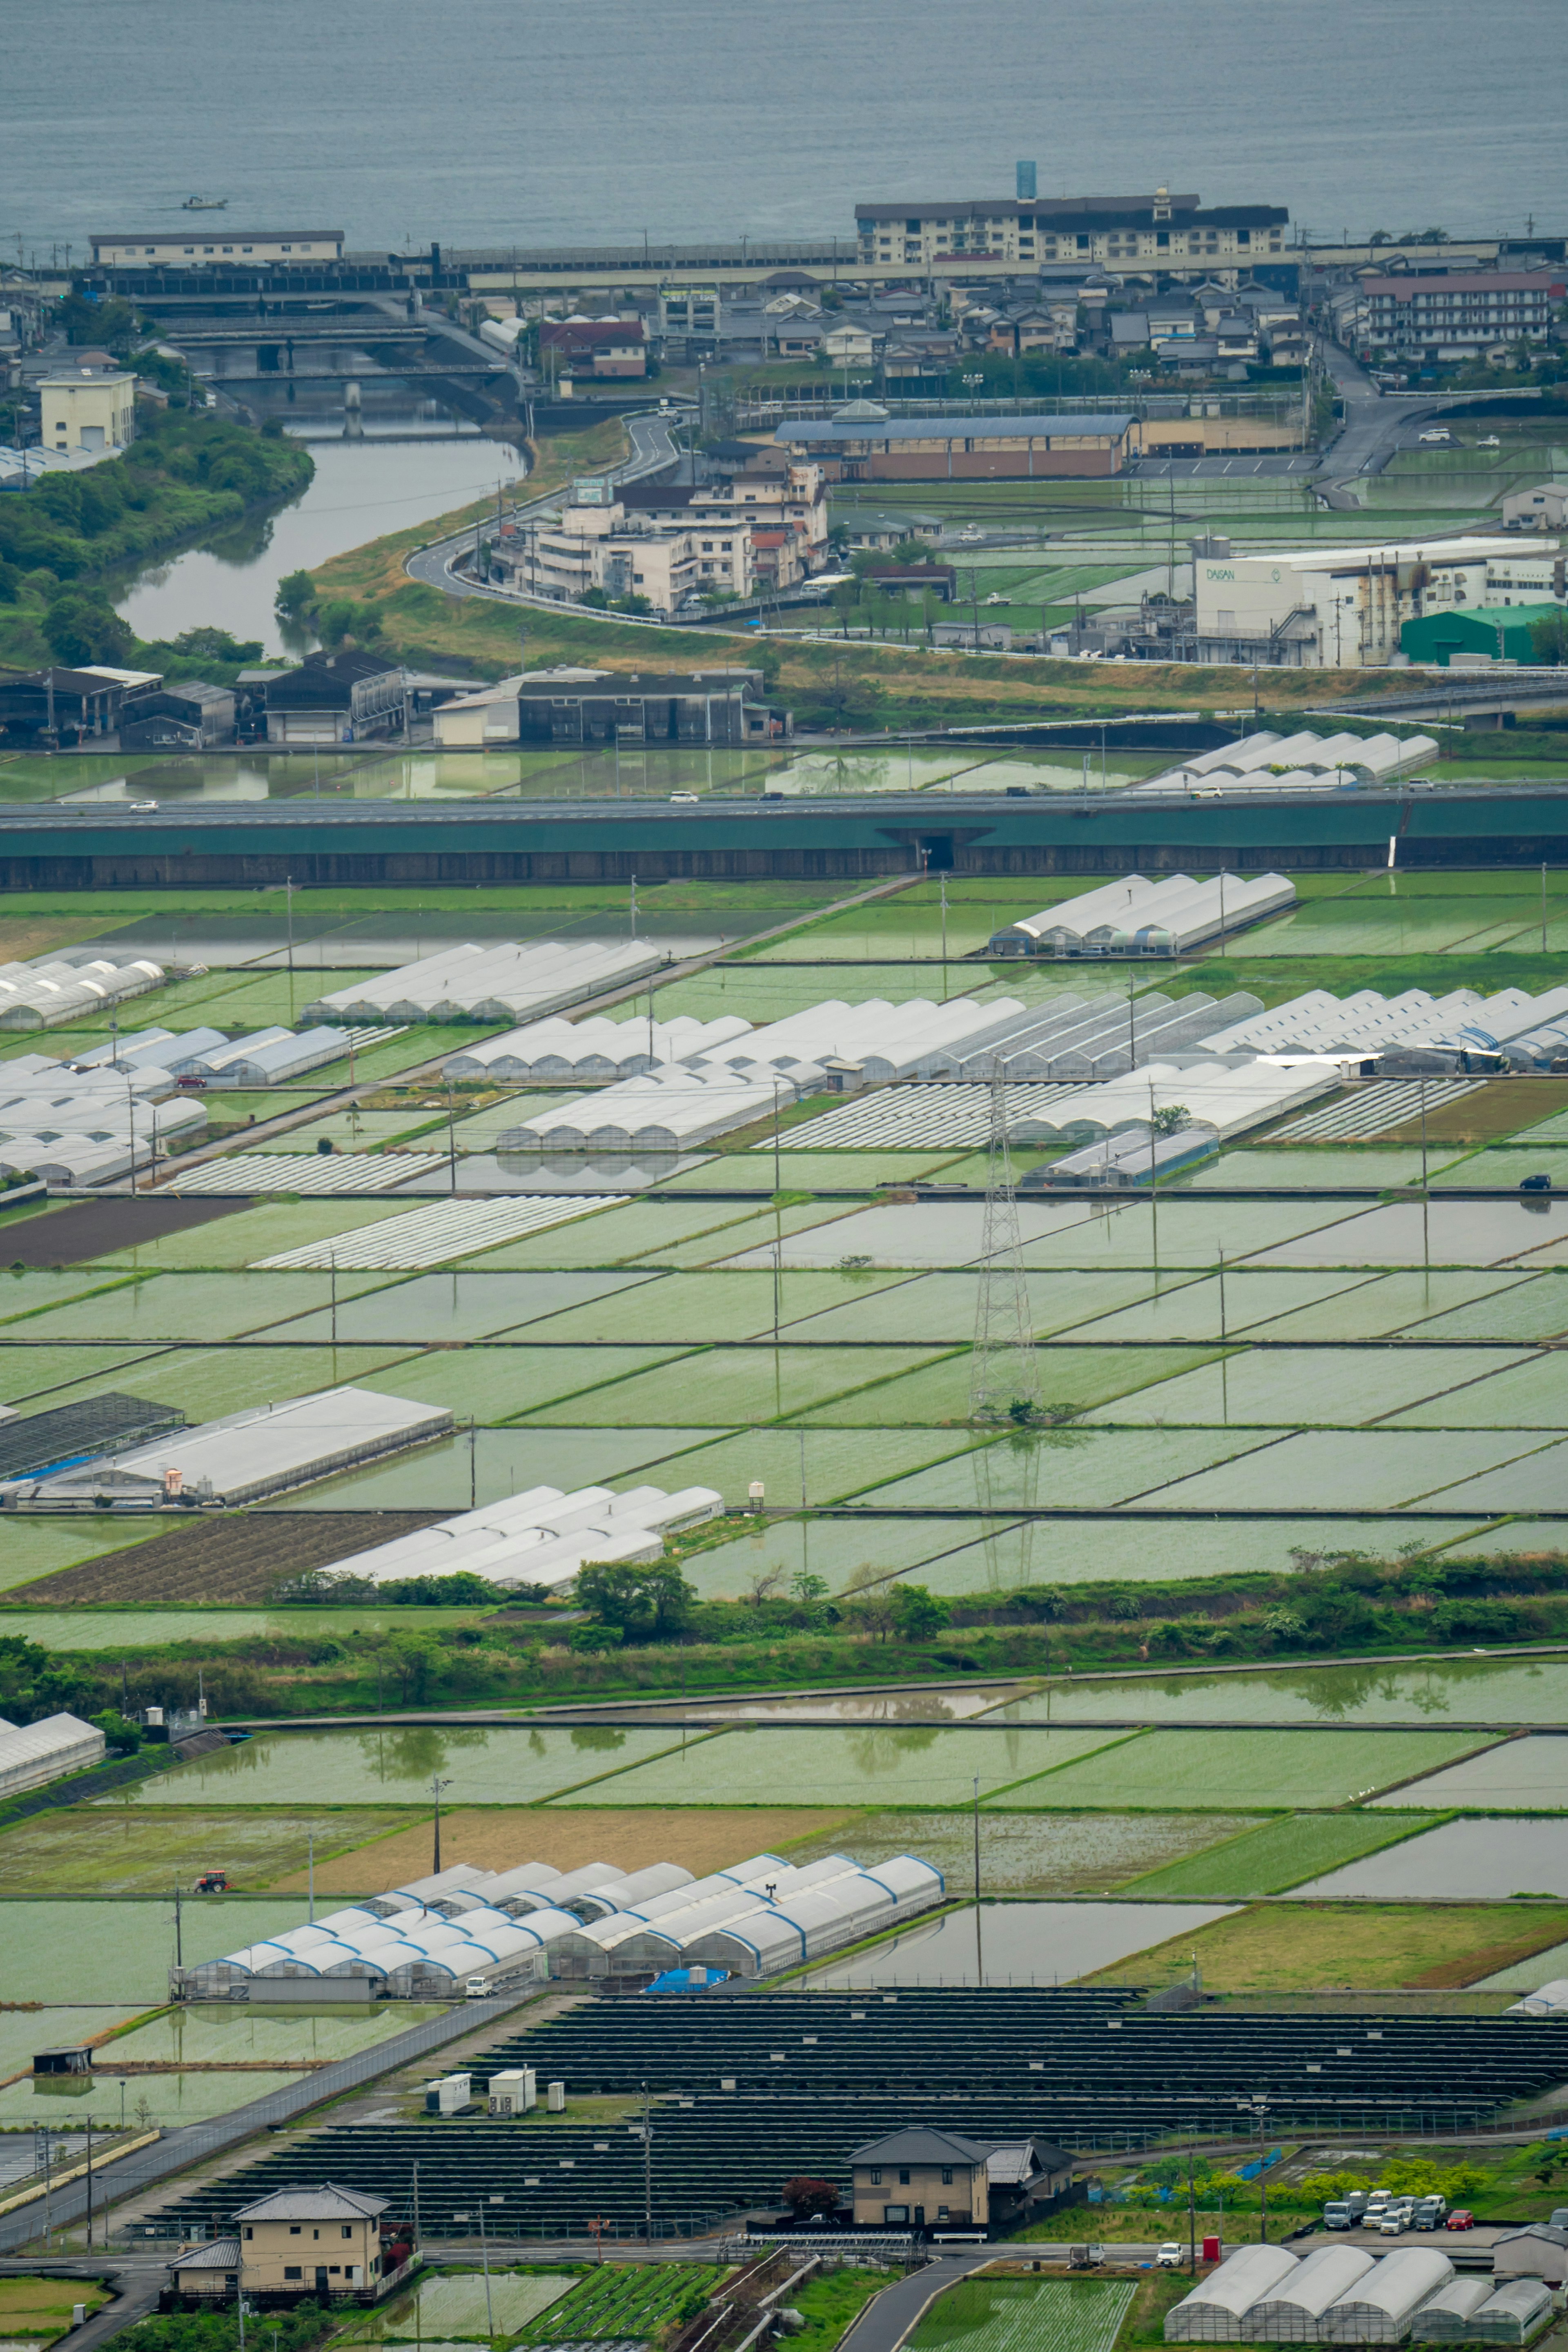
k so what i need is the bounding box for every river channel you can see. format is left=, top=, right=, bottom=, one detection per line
left=114, top=437, right=526, bottom=657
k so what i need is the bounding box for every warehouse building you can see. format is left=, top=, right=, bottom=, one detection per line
left=776, top=411, right=1140, bottom=481
left=120, top=682, right=236, bottom=750
left=1401, top=603, right=1567, bottom=666
left=433, top=668, right=789, bottom=748
left=1191, top=535, right=1541, bottom=668
left=3, top=1386, right=452, bottom=1510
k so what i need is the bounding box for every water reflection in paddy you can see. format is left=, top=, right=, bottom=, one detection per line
left=987, top=1654, right=1568, bottom=1728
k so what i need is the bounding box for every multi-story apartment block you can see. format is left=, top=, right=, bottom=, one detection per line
left=1357, top=272, right=1565, bottom=363
left=854, top=189, right=1287, bottom=277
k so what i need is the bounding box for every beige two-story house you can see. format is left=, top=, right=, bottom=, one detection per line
left=168, top=2183, right=410, bottom=2305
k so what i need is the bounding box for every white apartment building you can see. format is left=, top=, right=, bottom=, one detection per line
left=854, top=189, right=1287, bottom=278
left=499, top=499, right=754, bottom=616
left=39, top=363, right=136, bottom=453
left=1193, top=535, right=1557, bottom=668
left=89, top=230, right=345, bottom=268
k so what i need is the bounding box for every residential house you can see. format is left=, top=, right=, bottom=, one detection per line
left=1503, top=483, right=1568, bottom=531
left=849, top=2128, right=1074, bottom=2232
left=541, top=316, right=647, bottom=379
left=821, top=321, right=880, bottom=369
left=166, top=2183, right=410, bottom=2306
left=38, top=361, right=136, bottom=454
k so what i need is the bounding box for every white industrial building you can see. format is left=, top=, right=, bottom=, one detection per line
left=0, top=1711, right=106, bottom=1800
left=2, top=1386, right=452, bottom=1511
left=1165, top=2247, right=1472, bottom=2345
left=179, top=1847, right=945, bottom=1997
left=1134, top=729, right=1439, bottom=795
left=0, top=954, right=165, bottom=1029
left=303, top=1478, right=724, bottom=1591
left=306, top=940, right=667, bottom=1026
left=989, top=873, right=1295, bottom=957
left=1190, top=535, right=1539, bottom=668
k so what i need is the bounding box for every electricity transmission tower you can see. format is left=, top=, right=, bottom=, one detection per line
left=969, top=1066, right=1043, bottom=1424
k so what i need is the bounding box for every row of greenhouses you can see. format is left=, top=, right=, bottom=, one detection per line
left=307, top=938, right=666, bottom=1025
left=1167, top=2245, right=1550, bottom=2345
left=180, top=1849, right=947, bottom=1995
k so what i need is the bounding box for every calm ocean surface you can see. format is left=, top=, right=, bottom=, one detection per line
left=7, top=0, right=1562, bottom=256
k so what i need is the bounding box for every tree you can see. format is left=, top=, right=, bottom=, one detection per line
left=791, top=1571, right=829, bottom=1605
left=890, top=1584, right=949, bottom=1641
left=274, top=569, right=318, bottom=622
left=91, top=1708, right=141, bottom=1752
left=575, top=1559, right=695, bottom=1642
left=1150, top=1103, right=1191, bottom=1137
left=782, top=2176, right=842, bottom=2219
left=42, top=589, right=135, bottom=668
left=1528, top=610, right=1568, bottom=665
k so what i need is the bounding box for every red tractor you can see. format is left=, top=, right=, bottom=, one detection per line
left=194, top=1870, right=229, bottom=1894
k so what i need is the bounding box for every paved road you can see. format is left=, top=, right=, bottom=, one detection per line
left=1312, top=340, right=1539, bottom=506
left=404, top=411, right=684, bottom=608
left=836, top=2253, right=1000, bottom=2352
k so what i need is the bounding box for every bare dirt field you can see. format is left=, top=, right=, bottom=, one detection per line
left=274, top=1804, right=860, bottom=1892
left=0, top=1194, right=246, bottom=1269
left=13, top=1510, right=444, bottom=1604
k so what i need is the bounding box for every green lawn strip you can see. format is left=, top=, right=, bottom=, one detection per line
left=516, top=2263, right=727, bottom=2340
left=1115, top=1811, right=1452, bottom=1899
left=767, top=2265, right=895, bottom=2352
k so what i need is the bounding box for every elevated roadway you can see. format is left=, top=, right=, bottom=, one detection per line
left=7, top=780, right=1568, bottom=888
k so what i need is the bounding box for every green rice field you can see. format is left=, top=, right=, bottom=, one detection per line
left=904, top=2275, right=1136, bottom=2352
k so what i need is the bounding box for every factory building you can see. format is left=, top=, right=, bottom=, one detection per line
left=1191, top=535, right=1551, bottom=668
left=777, top=410, right=1139, bottom=482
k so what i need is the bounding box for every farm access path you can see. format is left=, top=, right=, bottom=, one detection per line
left=135, top=866, right=927, bottom=1193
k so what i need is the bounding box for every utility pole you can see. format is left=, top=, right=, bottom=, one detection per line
left=1187, top=2143, right=1197, bottom=2274
left=969, top=1063, right=1042, bottom=1423
left=446, top=1079, right=457, bottom=1196
left=972, top=1774, right=983, bottom=1987
left=308, top=1827, right=315, bottom=1924
left=430, top=1775, right=452, bottom=1874
left=641, top=2082, right=653, bottom=2245
left=84, top=2115, right=93, bottom=2251
left=174, top=1882, right=183, bottom=1971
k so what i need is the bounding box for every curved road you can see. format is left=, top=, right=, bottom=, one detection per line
left=405, top=410, right=688, bottom=612
left=1313, top=339, right=1539, bottom=507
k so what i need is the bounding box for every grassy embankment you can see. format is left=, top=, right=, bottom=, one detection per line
left=9, top=1537, right=1568, bottom=1717
left=305, top=428, right=1415, bottom=731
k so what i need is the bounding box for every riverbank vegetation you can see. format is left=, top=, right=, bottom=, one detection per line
left=4, top=1541, right=1566, bottom=1722
left=0, top=408, right=312, bottom=672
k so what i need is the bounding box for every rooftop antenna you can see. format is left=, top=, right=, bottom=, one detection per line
left=969, top=1062, right=1042, bottom=1423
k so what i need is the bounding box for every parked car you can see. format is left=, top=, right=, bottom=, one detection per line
left=1156, top=2245, right=1184, bottom=2270
left=1377, top=2213, right=1407, bottom=2235
left=1447, top=2210, right=1475, bottom=2231
left=668, top=791, right=699, bottom=804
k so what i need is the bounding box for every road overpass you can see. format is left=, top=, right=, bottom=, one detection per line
left=5, top=782, right=1568, bottom=890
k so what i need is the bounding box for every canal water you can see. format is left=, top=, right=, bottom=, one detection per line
left=114, top=437, right=526, bottom=657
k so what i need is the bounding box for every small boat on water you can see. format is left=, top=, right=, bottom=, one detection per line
left=181, top=195, right=228, bottom=212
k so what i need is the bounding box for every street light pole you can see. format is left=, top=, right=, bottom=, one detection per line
left=430, top=1775, right=453, bottom=1873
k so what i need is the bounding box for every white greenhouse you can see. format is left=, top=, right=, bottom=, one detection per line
left=1165, top=2246, right=1302, bottom=2341
left=0, top=1711, right=106, bottom=1800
